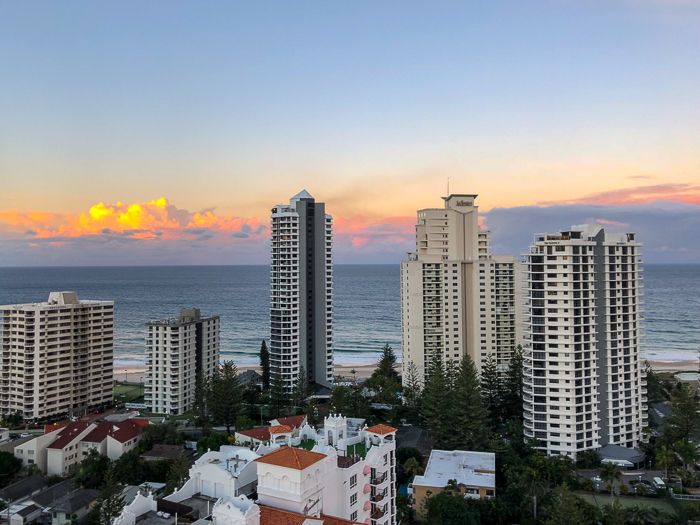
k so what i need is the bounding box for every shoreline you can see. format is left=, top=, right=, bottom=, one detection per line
left=112, top=358, right=699, bottom=382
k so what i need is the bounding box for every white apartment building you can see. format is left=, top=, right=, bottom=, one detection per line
left=144, top=308, right=219, bottom=416
left=401, top=194, right=522, bottom=380
left=270, top=190, right=333, bottom=391
left=0, top=292, right=114, bottom=421
left=522, top=224, right=647, bottom=458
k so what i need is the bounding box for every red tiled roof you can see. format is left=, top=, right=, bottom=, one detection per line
left=45, top=424, right=66, bottom=434
left=273, top=415, right=307, bottom=429
left=255, top=446, right=326, bottom=470
left=364, top=424, right=397, bottom=435
left=47, top=421, right=92, bottom=450
left=236, top=427, right=271, bottom=441
left=259, top=506, right=361, bottom=525
left=132, top=419, right=150, bottom=427
left=82, top=420, right=142, bottom=444
left=269, top=425, right=294, bottom=435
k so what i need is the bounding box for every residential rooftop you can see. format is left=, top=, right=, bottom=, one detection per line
left=412, top=450, right=496, bottom=489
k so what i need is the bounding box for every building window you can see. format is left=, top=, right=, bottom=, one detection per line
left=350, top=511, right=357, bottom=521
left=350, top=474, right=357, bottom=488
left=350, top=493, right=357, bottom=506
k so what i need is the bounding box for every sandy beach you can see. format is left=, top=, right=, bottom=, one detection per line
left=112, top=358, right=699, bottom=382
left=113, top=361, right=382, bottom=382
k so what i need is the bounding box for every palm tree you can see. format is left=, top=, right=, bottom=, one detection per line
left=675, top=440, right=698, bottom=472
left=404, top=457, right=424, bottom=478
left=635, top=482, right=647, bottom=497
left=656, top=445, right=675, bottom=479
left=600, top=462, right=623, bottom=498
left=523, top=467, right=548, bottom=519
left=625, top=504, right=655, bottom=525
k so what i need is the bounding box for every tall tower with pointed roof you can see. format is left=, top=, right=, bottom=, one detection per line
left=270, top=191, right=333, bottom=391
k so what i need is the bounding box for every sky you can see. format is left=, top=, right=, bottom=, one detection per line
left=1, top=1, right=699, bottom=265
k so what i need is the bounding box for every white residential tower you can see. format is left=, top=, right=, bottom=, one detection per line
left=400, top=194, right=522, bottom=380
left=522, top=224, right=647, bottom=457
left=270, top=190, right=333, bottom=391
left=144, top=308, right=220, bottom=416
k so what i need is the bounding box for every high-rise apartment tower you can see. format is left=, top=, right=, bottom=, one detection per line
left=145, top=308, right=220, bottom=416
left=0, top=292, right=114, bottom=421
left=401, top=194, right=522, bottom=381
left=270, top=190, right=333, bottom=391
left=522, top=224, right=647, bottom=458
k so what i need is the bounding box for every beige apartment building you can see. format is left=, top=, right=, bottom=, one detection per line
left=0, top=292, right=114, bottom=422
left=400, top=194, right=522, bottom=380
left=408, top=450, right=496, bottom=519
left=144, top=308, right=220, bottom=415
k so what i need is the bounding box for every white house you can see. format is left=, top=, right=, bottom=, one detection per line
left=14, top=422, right=96, bottom=474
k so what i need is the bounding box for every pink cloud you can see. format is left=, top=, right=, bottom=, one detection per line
left=540, top=183, right=700, bottom=207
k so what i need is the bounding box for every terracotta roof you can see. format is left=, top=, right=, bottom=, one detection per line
left=364, top=424, right=397, bottom=435
left=83, top=420, right=142, bottom=444
left=236, top=427, right=271, bottom=441
left=269, top=425, right=294, bottom=435
left=132, top=419, right=150, bottom=427
left=255, top=446, right=326, bottom=470
left=45, top=424, right=66, bottom=434
left=259, top=506, right=361, bottom=525
left=47, top=421, right=92, bottom=450
left=273, top=415, right=307, bottom=429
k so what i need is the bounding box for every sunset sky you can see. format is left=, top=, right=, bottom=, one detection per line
left=1, top=1, right=698, bottom=265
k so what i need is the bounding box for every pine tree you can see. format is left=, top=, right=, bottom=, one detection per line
left=164, top=455, right=192, bottom=495
left=193, top=370, right=209, bottom=436
left=480, top=354, right=501, bottom=430
left=665, top=383, right=700, bottom=444
left=544, top=484, right=587, bottom=525
left=421, top=355, right=452, bottom=449
left=453, top=354, right=491, bottom=451
left=208, top=361, right=243, bottom=435
left=293, top=365, right=311, bottom=407
left=403, top=361, right=423, bottom=424
left=502, top=344, right=525, bottom=424
left=259, top=340, right=271, bottom=391
left=270, top=371, right=287, bottom=418
left=375, top=343, right=400, bottom=382
left=97, top=469, right=125, bottom=525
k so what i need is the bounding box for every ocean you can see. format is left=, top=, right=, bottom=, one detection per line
left=0, top=264, right=698, bottom=368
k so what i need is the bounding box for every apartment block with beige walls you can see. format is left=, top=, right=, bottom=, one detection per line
left=400, top=195, right=522, bottom=381
left=0, top=292, right=114, bottom=421
left=408, top=450, right=495, bottom=519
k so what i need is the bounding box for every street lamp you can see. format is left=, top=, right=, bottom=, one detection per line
left=140, top=376, right=144, bottom=398
left=125, top=369, right=128, bottom=386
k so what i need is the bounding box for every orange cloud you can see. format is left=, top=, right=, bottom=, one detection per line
left=335, top=215, right=415, bottom=248
left=0, top=198, right=267, bottom=242
left=540, top=184, right=700, bottom=207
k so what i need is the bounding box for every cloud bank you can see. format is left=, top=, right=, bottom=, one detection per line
left=0, top=189, right=699, bottom=265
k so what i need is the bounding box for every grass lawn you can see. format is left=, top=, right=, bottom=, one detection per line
left=347, top=442, right=367, bottom=458
left=297, top=439, right=316, bottom=451
left=575, top=492, right=676, bottom=514
left=114, top=384, right=143, bottom=402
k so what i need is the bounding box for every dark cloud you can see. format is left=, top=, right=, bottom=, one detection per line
left=185, top=228, right=209, bottom=235
left=483, top=201, right=700, bottom=264
left=24, top=230, right=37, bottom=235
left=231, top=232, right=249, bottom=238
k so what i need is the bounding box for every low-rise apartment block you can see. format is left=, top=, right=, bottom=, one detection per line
left=408, top=450, right=496, bottom=519
left=14, top=419, right=148, bottom=475
left=0, top=292, right=114, bottom=421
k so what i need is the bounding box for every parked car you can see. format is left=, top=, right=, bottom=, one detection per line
left=20, top=433, right=30, bottom=437
left=592, top=476, right=602, bottom=483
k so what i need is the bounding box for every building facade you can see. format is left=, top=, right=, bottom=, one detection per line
left=270, top=190, right=333, bottom=391
left=522, top=224, right=647, bottom=458
left=400, top=194, right=522, bottom=380
left=144, top=308, right=220, bottom=416
left=0, top=292, right=114, bottom=421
